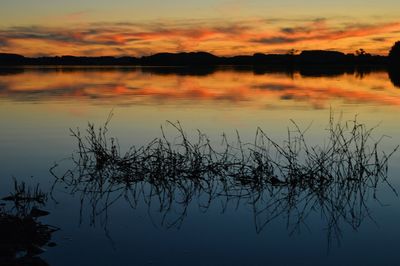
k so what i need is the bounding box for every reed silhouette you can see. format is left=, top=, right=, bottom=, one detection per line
left=50, top=114, right=398, bottom=246
left=0, top=179, right=58, bottom=266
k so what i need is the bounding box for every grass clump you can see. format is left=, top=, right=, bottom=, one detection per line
left=51, top=113, right=398, bottom=245
left=0, top=179, right=57, bottom=265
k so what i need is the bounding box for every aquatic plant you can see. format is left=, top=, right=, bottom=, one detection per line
left=51, top=113, right=398, bottom=245
left=0, top=179, right=57, bottom=265
left=2, top=178, right=48, bottom=217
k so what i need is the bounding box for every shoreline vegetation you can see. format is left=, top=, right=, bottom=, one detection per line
left=0, top=50, right=391, bottom=66
left=0, top=179, right=57, bottom=266
left=1, top=41, right=400, bottom=67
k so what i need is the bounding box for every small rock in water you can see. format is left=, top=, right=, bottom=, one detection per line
left=30, top=207, right=50, bottom=217
left=270, top=176, right=284, bottom=185
left=27, top=244, right=45, bottom=255
left=47, top=242, right=57, bottom=247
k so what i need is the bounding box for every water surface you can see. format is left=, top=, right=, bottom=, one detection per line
left=1, top=67, right=400, bottom=265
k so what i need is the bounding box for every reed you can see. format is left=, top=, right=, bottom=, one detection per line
left=51, top=114, right=398, bottom=245
left=0, top=179, right=57, bottom=265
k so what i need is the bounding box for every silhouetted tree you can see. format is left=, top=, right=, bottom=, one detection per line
left=287, top=49, right=299, bottom=56
left=388, top=41, right=400, bottom=87
left=355, top=49, right=366, bottom=56
left=389, top=41, right=400, bottom=64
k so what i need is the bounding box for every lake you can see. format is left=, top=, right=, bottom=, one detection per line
left=1, top=66, right=400, bottom=265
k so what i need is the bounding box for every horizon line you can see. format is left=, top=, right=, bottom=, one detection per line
left=0, top=49, right=390, bottom=59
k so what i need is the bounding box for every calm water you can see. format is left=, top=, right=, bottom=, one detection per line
left=1, top=67, right=400, bottom=265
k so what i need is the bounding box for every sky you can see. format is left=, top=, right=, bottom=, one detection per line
left=1, top=0, right=400, bottom=56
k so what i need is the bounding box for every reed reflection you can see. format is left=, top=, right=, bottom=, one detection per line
left=51, top=115, right=397, bottom=246
left=0, top=67, right=399, bottom=109
left=0, top=179, right=57, bottom=266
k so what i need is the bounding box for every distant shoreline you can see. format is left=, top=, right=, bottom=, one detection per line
left=0, top=50, right=390, bottom=67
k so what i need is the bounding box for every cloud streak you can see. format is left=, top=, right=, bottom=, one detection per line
left=0, top=17, right=399, bottom=56
left=251, top=19, right=400, bottom=45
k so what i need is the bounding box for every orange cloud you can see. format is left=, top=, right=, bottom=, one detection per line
left=0, top=18, right=399, bottom=56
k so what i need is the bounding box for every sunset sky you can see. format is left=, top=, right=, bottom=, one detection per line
left=1, top=0, right=400, bottom=56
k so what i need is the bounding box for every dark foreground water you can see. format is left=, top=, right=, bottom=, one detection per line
left=1, top=67, right=400, bottom=265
